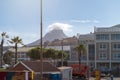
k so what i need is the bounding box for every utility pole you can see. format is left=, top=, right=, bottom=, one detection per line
left=40, top=0, right=43, bottom=80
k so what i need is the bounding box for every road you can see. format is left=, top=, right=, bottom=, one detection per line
left=89, top=77, right=120, bottom=80
left=73, top=77, right=120, bottom=80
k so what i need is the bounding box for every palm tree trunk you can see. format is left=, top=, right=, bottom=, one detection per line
left=78, top=52, right=81, bottom=72
left=15, top=43, right=17, bottom=64
left=79, top=52, right=81, bottom=64
left=1, top=39, right=3, bottom=67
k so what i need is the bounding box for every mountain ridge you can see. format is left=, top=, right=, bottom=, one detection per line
left=26, top=29, right=68, bottom=46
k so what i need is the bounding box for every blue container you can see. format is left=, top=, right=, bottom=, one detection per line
left=50, top=73, right=61, bottom=80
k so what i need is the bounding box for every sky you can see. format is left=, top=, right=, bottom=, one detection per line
left=0, top=0, right=120, bottom=45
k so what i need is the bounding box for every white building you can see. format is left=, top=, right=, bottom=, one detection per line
left=8, top=47, right=35, bottom=61
left=76, top=24, right=120, bottom=76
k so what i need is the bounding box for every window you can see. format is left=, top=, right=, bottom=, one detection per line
left=111, top=34, right=120, bottom=40
left=99, top=52, right=107, bottom=59
left=113, top=44, right=120, bottom=50
left=21, top=54, right=25, bottom=58
left=18, top=54, right=21, bottom=58
left=88, top=44, right=95, bottom=60
left=96, top=34, right=109, bottom=40
left=99, top=44, right=106, bottom=50
left=113, top=53, right=120, bottom=59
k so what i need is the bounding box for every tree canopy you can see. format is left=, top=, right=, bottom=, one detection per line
left=3, top=50, right=14, bottom=65
left=27, top=47, right=67, bottom=60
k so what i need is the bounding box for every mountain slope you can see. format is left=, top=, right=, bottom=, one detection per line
left=27, top=29, right=67, bottom=46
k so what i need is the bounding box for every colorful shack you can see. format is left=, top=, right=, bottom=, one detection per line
left=6, top=61, right=61, bottom=80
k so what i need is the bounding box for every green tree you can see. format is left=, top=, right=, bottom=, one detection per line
left=57, top=50, right=67, bottom=66
left=8, top=36, right=23, bottom=64
left=43, top=48, right=58, bottom=66
left=27, top=47, right=67, bottom=66
left=27, top=47, right=41, bottom=60
left=27, top=47, right=56, bottom=60
left=43, top=48, right=55, bottom=59
left=75, top=44, right=86, bottom=65
left=3, top=50, right=14, bottom=65
left=57, top=50, right=67, bottom=60
left=0, top=32, right=8, bottom=67
left=51, top=50, right=58, bottom=60
left=51, top=50, right=58, bottom=66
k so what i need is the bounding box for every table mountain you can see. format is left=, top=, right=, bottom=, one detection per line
left=26, top=28, right=68, bottom=46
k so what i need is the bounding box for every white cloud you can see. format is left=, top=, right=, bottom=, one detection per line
left=93, top=20, right=100, bottom=23
left=46, top=22, right=73, bottom=32
left=70, top=19, right=100, bottom=23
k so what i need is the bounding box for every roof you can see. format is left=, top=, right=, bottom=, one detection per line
left=112, top=24, right=120, bottom=28
left=79, top=33, right=94, bottom=40
left=47, top=37, right=78, bottom=46
left=58, top=66, right=72, bottom=71
left=94, top=24, right=120, bottom=33
left=46, top=46, right=71, bottom=51
left=8, top=47, right=35, bottom=52
left=10, top=61, right=60, bottom=73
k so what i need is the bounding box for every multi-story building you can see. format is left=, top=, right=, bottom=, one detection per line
left=77, top=24, right=120, bottom=76
left=94, top=25, right=120, bottom=72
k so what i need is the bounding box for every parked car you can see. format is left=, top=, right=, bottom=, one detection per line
left=2, top=64, right=10, bottom=69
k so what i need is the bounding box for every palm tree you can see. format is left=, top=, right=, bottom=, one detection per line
left=75, top=44, right=86, bottom=66
left=8, top=36, right=23, bottom=64
left=0, top=32, right=8, bottom=67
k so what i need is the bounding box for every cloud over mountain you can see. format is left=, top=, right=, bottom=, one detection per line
left=46, top=22, right=73, bottom=33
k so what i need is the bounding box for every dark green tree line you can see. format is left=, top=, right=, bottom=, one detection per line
left=27, top=47, right=67, bottom=61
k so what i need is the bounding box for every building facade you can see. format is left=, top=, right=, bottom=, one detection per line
left=77, top=25, right=120, bottom=76
left=9, top=47, right=35, bottom=62
left=94, top=25, right=120, bottom=73
left=78, top=33, right=95, bottom=68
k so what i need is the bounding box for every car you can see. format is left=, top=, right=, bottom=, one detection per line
left=2, top=64, right=10, bottom=69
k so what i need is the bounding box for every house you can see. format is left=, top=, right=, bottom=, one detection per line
left=9, top=61, right=61, bottom=80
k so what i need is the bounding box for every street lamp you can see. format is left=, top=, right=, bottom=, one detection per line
left=40, top=0, right=43, bottom=80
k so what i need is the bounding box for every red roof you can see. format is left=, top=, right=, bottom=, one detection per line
left=10, top=61, right=60, bottom=73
